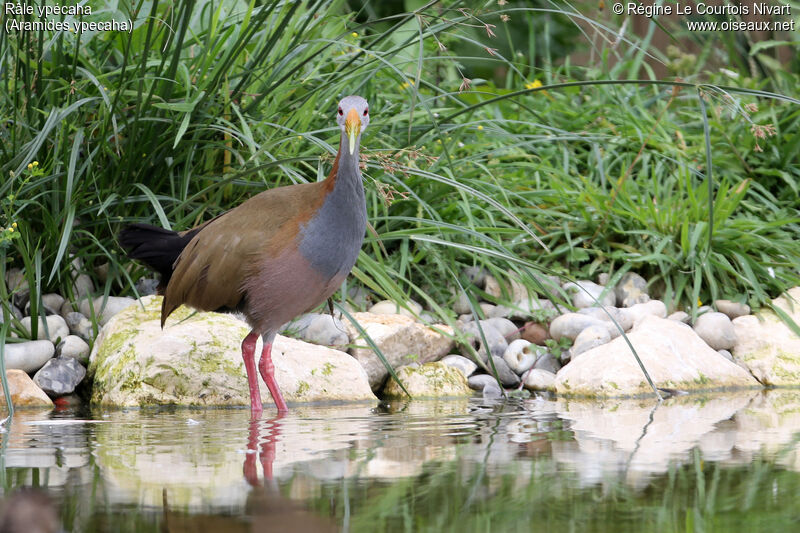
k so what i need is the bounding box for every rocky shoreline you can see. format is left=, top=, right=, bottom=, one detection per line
left=2, top=266, right=799, bottom=409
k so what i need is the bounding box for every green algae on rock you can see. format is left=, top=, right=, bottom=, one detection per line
left=88, top=295, right=377, bottom=407
left=382, top=362, right=472, bottom=399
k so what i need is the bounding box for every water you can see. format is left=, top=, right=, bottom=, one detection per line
left=1, top=390, right=799, bottom=532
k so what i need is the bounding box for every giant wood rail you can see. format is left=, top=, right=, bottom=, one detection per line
left=119, top=96, right=370, bottom=417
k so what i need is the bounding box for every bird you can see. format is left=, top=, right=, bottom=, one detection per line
left=119, top=95, right=370, bottom=417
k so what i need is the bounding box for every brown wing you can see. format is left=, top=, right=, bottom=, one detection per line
left=160, top=181, right=326, bottom=326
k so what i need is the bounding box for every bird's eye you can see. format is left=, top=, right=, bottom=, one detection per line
left=338, top=108, right=343, bottom=116
left=363, top=108, right=369, bottom=116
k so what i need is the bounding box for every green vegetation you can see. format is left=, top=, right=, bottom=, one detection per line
left=1, top=0, right=798, bottom=345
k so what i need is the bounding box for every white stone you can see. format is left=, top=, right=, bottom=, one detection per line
left=554, top=315, right=760, bottom=396
left=344, top=312, right=454, bottom=391
left=549, top=313, right=607, bottom=342
left=441, top=354, right=478, bottom=378
left=481, top=317, right=520, bottom=341
left=79, top=296, right=136, bottom=326
left=714, top=299, right=750, bottom=320
left=693, top=312, right=737, bottom=351
left=625, top=299, right=667, bottom=326
left=572, top=325, right=612, bottom=358
left=20, top=315, right=69, bottom=343
left=367, top=299, right=423, bottom=319
left=57, top=335, right=91, bottom=365
left=503, top=339, right=536, bottom=374
left=89, top=295, right=377, bottom=406
left=3, top=340, right=55, bottom=373
left=732, top=287, right=800, bottom=386
left=563, top=280, right=615, bottom=309
left=523, top=369, right=556, bottom=391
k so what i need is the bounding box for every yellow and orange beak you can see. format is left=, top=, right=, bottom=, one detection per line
left=345, top=108, right=361, bottom=155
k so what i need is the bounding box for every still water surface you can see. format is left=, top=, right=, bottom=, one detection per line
left=1, top=390, right=799, bottom=532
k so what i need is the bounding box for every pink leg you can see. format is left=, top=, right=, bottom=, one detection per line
left=241, top=331, right=263, bottom=418
left=258, top=342, right=288, bottom=412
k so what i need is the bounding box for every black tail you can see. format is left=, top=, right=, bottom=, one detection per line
left=119, top=223, right=199, bottom=287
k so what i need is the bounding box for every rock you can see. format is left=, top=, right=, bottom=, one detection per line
left=503, top=339, right=536, bottom=374
left=0, top=370, right=54, bottom=408
left=59, top=301, right=75, bottom=317
left=668, top=311, right=690, bottom=324
left=33, top=356, right=87, bottom=397
left=532, top=273, right=562, bottom=300
left=718, top=349, right=733, bottom=362
left=549, top=313, right=607, bottom=342
left=572, top=325, right=612, bottom=358
left=285, top=313, right=348, bottom=347
left=25, top=293, right=65, bottom=316
left=523, top=369, right=557, bottom=391
left=72, top=273, right=94, bottom=301
left=79, top=296, right=136, bottom=326
left=89, top=295, right=377, bottom=406
left=482, top=380, right=503, bottom=399
left=345, top=312, right=454, bottom=391
left=533, top=351, right=561, bottom=374
left=484, top=275, right=502, bottom=298
left=597, top=273, right=610, bottom=286
left=554, top=316, right=759, bottom=396
left=347, top=285, right=372, bottom=310
left=95, top=262, right=110, bottom=283
left=625, top=299, right=667, bottom=326
left=441, top=354, right=478, bottom=378
left=65, top=312, right=94, bottom=341
left=489, top=356, right=520, bottom=387
left=481, top=318, right=520, bottom=341
left=3, top=340, right=55, bottom=373
left=0, top=305, right=23, bottom=325
left=368, top=299, right=423, bottom=319
left=5, top=267, right=30, bottom=308
left=520, top=322, right=550, bottom=345
left=56, top=335, right=91, bottom=365
left=453, top=291, right=474, bottom=315
left=459, top=321, right=507, bottom=363
left=20, top=315, right=69, bottom=343
left=578, top=305, right=633, bottom=334
left=382, top=362, right=472, bottom=399
left=135, top=277, right=160, bottom=296
left=614, top=272, right=650, bottom=307
left=732, top=287, right=800, bottom=386
left=693, top=312, right=737, bottom=351
left=467, top=373, right=499, bottom=391
left=714, top=299, right=750, bottom=320
left=506, top=298, right=557, bottom=320
left=463, top=266, right=489, bottom=288
left=478, top=302, right=498, bottom=318
left=563, top=280, right=615, bottom=309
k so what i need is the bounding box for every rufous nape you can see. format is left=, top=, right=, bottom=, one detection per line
left=119, top=96, right=370, bottom=417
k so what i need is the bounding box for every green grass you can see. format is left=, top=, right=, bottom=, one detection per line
left=0, top=0, right=798, bottom=353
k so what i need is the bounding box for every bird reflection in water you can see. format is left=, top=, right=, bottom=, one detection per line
left=161, top=414, right=337, bottom=533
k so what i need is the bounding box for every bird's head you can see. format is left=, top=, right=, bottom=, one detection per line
left=336, top=95, right=369, bottom=155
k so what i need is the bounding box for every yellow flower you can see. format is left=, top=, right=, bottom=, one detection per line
left=697, top=298, right=702, bottom=307
left=297, top=135, right=302, bottom=139
left=477, top=125, right=484, bottom=131
left=401, top=80, right=415, bottom=90
left=33, top=161, right=38, bottom=167
left=525, top=80, right=543, bottom=90
left=27, top=163, right=33, bottom=170
left=11, top=222, right=17, bottom=228
left=351, top=32, right=358, bottom=38
left=8, top=227, right=14, bottom=233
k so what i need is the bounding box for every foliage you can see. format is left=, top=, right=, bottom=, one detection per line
left=0, top=0, right=798, bottom=345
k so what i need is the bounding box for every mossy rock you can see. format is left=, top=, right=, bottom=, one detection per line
left=382, top=362, right=472, bottom=399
